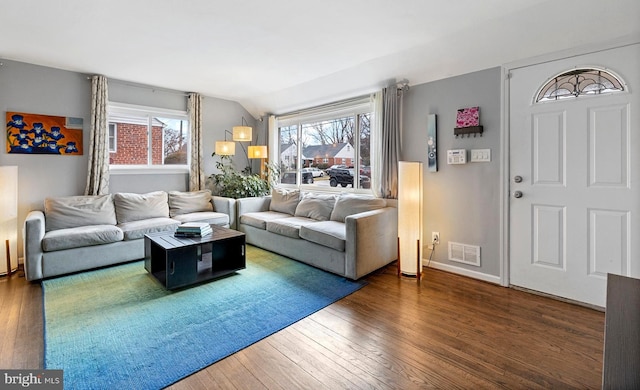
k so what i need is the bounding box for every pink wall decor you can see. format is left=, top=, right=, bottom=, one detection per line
left=456, top=107, right=480, bottom=128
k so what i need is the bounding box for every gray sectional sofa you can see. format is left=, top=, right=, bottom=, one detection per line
left=23, top=190, right=235, bottom=281
left=236, top=188, right=398, bottom=280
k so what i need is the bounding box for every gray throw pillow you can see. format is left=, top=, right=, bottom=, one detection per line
left=114, top=191, right=169, bottom=223
left=44, top=194, right=117, bottom=232
left=269, top=188, right=300, bottom=215
left=168, top=190, right=213, bottom=217
left=294, top=193, right=337, bottom=221
left=330, top=194, right=386, bottom=222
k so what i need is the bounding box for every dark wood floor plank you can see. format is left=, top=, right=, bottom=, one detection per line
left=317, top=305, right=509, bottom=388
left=337, top=269, right=603, bottom=388
left=279, top=325, right=384, bottom=390
left=265, top=326, right=368, bottom=390
left=14, top=279, right=43, bottom=369
left=283, top=322, right=389, bottom=390
left=235, top=340, right=324, bottom=389
left=0, top=263, right=605, bottom=389
left=300, top=313, right=446, bottom=389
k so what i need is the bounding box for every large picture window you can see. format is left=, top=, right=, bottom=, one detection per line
left=273, top=96, right=373, bottom=191
left=108, top=103, right=189, bottom=170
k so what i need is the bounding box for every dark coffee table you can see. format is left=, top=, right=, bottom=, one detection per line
left=144, top=225, right=245, bottom=289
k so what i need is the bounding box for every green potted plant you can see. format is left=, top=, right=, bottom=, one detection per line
left=209, top=153, right=278, bottom=199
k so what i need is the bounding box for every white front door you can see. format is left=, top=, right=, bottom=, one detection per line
left=509, top=44, right=640, bottom=307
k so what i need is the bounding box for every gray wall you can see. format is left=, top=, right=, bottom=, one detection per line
left=0, top=59, right=256, bottom=259
left=0, top=60, right=91, bottom=228
left=402, top=67, right=502, bottom=278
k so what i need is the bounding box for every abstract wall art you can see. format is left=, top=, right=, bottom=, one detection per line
left=6, top=111, right=83, bottom=155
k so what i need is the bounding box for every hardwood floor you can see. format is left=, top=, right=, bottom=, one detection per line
left=0, top=264, right=605, bottom=389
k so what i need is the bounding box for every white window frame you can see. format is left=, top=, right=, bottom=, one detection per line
left=270, top=96, right=373, bottom=193
left=108, top=123, right=117, bottom=153
left=107, top=102, right=189, bottom=174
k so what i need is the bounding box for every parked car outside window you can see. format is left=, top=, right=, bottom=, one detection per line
left=325, top=164, right=347, bottom=176
left=301, top=167, right=325, bottom=177
left=328, top=167, right=370, bottom=189
left=281, top=171, right=314, bottom=184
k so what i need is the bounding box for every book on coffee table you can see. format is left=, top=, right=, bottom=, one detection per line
left=175, top=222, right=212, bottom=237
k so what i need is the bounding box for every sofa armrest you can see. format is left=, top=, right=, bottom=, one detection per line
left=235, top=196, right=272, bottom=230
left=345, top=206, right=398, bottom=279
left=24, top=210, right=46, bottom=281
left=212, top=196, right=237, bottom=229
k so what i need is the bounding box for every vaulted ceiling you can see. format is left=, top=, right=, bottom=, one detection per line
left=2, top=0, right=638, bottom=117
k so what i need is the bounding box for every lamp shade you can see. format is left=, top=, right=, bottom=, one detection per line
left=215, top=141, right=236, bottom=156
left=248, top=145, right=268, bottom=159
left=232, top=126, right=252, bottom=142
left=398, top=161, right=423, bottom=276
left=0, top=166, right=18, bottom=276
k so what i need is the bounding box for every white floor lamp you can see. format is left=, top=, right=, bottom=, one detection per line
left=0, top=166, right=18, bottom=277
left=398, top=161, right=423, bottom=279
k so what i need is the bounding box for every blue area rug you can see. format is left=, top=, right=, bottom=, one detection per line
left=43, top=245, right=366, bottom=389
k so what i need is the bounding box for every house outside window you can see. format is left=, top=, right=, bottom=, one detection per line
left=107, top=103, right=189, bottom=170
left=108, top=123, right=117, bottom=152
left=273, top=96, right=372, bottom=191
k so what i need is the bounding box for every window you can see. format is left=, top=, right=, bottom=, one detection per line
left=108, top=123, right=117, bottom=152
left=273, top=96, right=373, bottom=191
left=108, top=103, right=189, bottom=170
left=536, top=68, right=624, bottom=103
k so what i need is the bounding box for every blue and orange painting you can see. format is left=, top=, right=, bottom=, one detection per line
left=6, top=111, right=83, bottom=155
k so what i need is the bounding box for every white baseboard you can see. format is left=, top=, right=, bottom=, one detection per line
left=425, top=260, right=501, bottom=285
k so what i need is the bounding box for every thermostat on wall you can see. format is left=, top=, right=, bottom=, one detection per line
left=447, top=149, right=466, bottom=164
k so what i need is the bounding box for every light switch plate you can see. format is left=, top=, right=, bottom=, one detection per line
left=470, top=149, right=491, bottom=162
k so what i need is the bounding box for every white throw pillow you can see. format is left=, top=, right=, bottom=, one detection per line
left=44, top=195, right=116, bottom=232
left=114, top=191, right=169, bottom=223
left=294, top=193, right=337, bottom=221
left=168, top=190, right=213, bottom=217
left=269, top=187, right=300, bottom=215
left=329, top=194, right=386, bottom=222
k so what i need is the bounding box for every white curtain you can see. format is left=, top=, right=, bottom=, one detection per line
left=373, top=85, right=404, bottom=199
left=84, top=75, right=110, bottom=195
left=188, top=92, right=204, bottom=191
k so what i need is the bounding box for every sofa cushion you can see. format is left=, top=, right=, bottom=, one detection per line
left=266, top=217, right=318, bottom=239
left=172, top=211, right=229, bottom=226
left=42, top=225, right=124, bottom=252
left=117, top=217, right=179, bottom=240
left=168, top=190, right=213, bottom=217
left=240, top=211, right=292, bottom=230
left=294, top=193, right=337, bottom=221
left=299, top=221, right=346, bottom=252
left=269, top=187, right=300, bottom=215
left=330, top=194, right=386, bottom=222
left=114, top=191, right=169, bottom=223
left=44, top=195, right=116, bottom=232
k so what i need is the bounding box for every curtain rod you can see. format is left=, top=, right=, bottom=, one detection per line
left=85, top=75, right=190, bottom=97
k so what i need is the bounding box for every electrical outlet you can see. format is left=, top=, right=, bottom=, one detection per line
left=432, top=232, right=440, bottom=245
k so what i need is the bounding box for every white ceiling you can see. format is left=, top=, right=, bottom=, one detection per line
left=2, top=0, right=639, bottom=118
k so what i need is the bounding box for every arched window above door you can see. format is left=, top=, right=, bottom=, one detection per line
left=535, top=68, right=624, bottom=103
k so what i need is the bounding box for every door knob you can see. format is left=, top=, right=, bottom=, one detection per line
left=513, top=191, right=523, bottom=198
left=514, top=176, right=523, bottom=183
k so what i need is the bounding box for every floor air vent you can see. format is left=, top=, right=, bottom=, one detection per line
left=448, top=242, right=481, bottom=266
